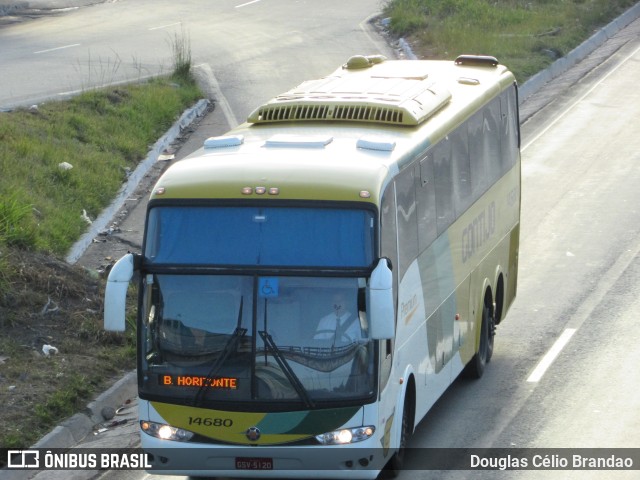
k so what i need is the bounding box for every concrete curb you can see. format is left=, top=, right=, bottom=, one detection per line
left=397, top=38, right=417, bottom=60
left=65, top=98, right=210, bottom=264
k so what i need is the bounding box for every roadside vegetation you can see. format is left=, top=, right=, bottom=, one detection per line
left=0, top=33, right=200, bottom=452
left=382, top=0, right=637, bottom=82
left=0, top=78, right=200, bottom=256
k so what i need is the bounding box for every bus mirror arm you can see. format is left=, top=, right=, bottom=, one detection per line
left=368, top=258, right=395, bottom=340
left=104, top=253, right=138, bottom=332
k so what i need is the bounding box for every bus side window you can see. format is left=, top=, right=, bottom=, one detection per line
left=451, top=126, right=472, bottom=215
left=395, top=167, right=418, bottom=279
left=485, top=97, right=502, bottom=183
left=469, top=109, right=489, bottom=198
left=418, top=155, right=437, bottom=252
left=433, top=137, right=455, bottom=235
left=500, top=87, right=519, bottom=170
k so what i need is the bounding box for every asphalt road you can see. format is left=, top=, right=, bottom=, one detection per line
left=0, top=0, right=395, bottom=115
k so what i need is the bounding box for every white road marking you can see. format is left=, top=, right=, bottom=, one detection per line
left=236, top=0, right=261, bottom=8
left=149, top=22, right=182, bottom=31
left=526, top=328, right=576, bottom=382
left=34, top=44, right=80, bottom=54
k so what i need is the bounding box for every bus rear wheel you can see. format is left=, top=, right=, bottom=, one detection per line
left=464, top=305, right=494, bottom=379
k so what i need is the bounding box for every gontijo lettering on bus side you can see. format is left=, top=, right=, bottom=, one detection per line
left=462, top=201, right=496, bottom=263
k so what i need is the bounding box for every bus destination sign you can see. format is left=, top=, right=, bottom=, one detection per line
left=160, top=374, right=238, bottom=389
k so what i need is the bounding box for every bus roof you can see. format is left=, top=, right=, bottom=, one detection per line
left=151, top=55, right=516, bottom=205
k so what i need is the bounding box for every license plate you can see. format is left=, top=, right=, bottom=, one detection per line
left=235, top=457, right=273, bottom=470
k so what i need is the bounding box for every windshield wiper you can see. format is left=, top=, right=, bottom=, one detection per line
left=259, top=330, right=314, bottom=409
left=193, top=297, right=245, bottom=406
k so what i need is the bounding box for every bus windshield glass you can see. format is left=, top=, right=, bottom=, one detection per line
left=140, top=274, right=375, bottom=406
left=144, top=206, right=375, bottom=268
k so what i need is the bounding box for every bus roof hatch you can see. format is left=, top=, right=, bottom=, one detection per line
left=247, top=57, right=452, bottom=127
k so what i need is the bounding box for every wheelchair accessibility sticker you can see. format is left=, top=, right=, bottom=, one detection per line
left=259, top=277, right=279, bottom=298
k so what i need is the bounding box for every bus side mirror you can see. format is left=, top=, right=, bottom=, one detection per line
left=368, top=258, right=395, bottom=340
left=104, top=253, right=136, bottom=332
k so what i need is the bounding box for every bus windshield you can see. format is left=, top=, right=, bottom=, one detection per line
left=144, top=206, right=375, bottom=268
left=140, top=274, right=375, bottom=407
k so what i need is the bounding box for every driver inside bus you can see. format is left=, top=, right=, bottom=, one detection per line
left=313, top=292, right=364, bottom=345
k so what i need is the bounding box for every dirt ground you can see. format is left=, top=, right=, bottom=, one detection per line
left=0, top=246, right=135, bottom=452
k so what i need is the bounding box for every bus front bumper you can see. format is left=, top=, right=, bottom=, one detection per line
left=142, top=439, right=387, bottom=479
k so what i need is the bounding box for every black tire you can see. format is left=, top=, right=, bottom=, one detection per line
left=464, top=305, right=494, bottom=379
left=383, top=395, right=413, bottom=478
left=485, top=305, right=495, bottom=363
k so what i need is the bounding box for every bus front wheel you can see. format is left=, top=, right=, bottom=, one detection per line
left=383, top=391, right=414, bottom=478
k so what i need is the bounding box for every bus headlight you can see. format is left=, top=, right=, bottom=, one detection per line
left=140, top=421, right=194, bottom=442
left=315, top=426, right=375, bottom=445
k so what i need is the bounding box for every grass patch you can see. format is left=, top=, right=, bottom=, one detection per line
left=34, top=374, right=95, bottom=425
left=382, top=0, right=637, bottom=83
left=0, top=75, right=201, bottom=256
left=0, top=190, right=38, bottom=249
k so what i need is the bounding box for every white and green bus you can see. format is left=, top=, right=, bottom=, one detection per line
left=105, top=54, right=520, bottom=478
